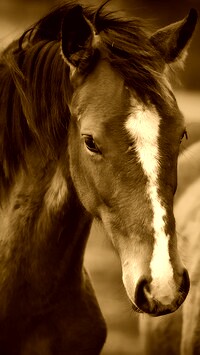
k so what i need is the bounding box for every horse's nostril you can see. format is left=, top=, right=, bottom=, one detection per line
left=179, top=268, right=190, bottom=295
left=135, top=277, right=152, bottom=314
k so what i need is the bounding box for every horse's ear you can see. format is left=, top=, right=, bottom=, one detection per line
left=61, top=5, right=95, bottom=71
left=150, top=9, right=198, bottom=64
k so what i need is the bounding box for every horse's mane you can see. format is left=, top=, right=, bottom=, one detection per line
left=0, top=0, right=166, bottom=191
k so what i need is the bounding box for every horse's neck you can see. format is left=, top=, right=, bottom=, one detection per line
left=0, top=155, right=92, bottom=313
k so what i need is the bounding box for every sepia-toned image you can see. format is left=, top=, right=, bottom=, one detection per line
left=0, top=1, right=199, bottom=354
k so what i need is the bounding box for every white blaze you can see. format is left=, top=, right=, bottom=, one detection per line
left=125, top=101, right=174, bottom=303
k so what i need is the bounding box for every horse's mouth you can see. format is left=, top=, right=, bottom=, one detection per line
left=132, top=303, right=144, bottom=314
left=132, top=301, right=177, bottom=317
left=132, top=291, right=188, bottom=317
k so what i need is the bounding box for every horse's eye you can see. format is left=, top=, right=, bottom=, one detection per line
left=83, top=135, right=101, bottom=154
left=180, top=129, right=188, bottom=144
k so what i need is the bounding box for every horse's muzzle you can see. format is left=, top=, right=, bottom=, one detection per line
left=133, top=269, right=190, bottom=317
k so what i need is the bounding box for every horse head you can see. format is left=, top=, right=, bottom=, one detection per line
left=61, top=5, right=197, bottom=316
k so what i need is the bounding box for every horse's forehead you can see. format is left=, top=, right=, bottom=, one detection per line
left=86, top=60, right=124, bottom=92
left=74, top=60, right=127, bottom=116
left=126, top=95, right=184, bottom=148
left=74, top=60, right=183, bottom=137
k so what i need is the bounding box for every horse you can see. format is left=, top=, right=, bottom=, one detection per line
left=177, top=144, right=200, bottom=355
left=139, top=139, right=200, bottom=355
left=0, top=1, right=197, bottom=353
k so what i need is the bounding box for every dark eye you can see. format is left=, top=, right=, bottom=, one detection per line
left=83, top=135, right=101, bottom=154
left=180, top=129, right=188, bottom=144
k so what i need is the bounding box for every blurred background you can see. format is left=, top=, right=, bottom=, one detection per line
left=0, top=1, right=199, bottom=354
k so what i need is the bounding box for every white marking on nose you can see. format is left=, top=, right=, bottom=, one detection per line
left=125, top=100, right=175, bottom=303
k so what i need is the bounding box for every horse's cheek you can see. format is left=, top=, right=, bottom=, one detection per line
left=68, top=143, right=100, bottom=213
